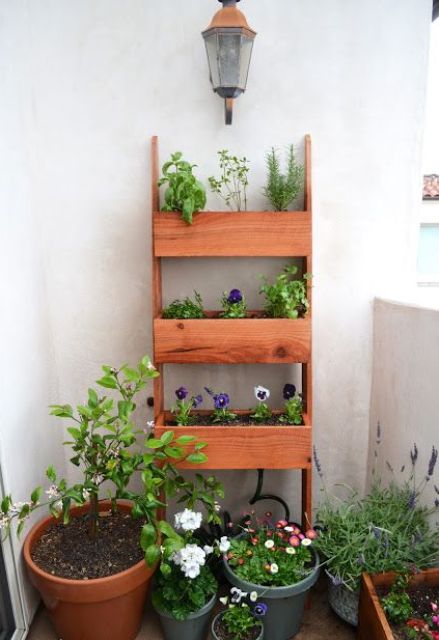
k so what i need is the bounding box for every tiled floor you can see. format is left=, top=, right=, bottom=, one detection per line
left=28, top=578, right=356, bottom=640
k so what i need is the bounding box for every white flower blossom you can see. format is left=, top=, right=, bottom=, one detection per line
left=254, top=385, right=270, bottom=402
left=286, top=547, right=296, bottom=555
left=82, top=488, right=90, bottom=501
left=270, top=563, right=279, bottom=574
left=203, top=545, right=214, bottom=555
left=92, top=474, right=104, bottom=486
left=214, top=501, right=221, bottom=512
left=301, top=538, right=312, bottom=547
left=174, top=509, right=203, bottom=532
left=250, top=591, right=258, bottom=602
left=9, top=501, right=32, bottom=515
left=0, top=515, right=10, bottom=529
left=264, top=539, right=275, bottom=549
left=46, top=485, right=61, bottom=500
left=172, top=543, right=206, bottom=579
left=231, top=587, right=248, bottom=603
left=284, top=526, right=293, bottom=532
left=147, top=360, right=156, bottom=371
left=218, top=536, right=230, bottom=553
left=143, top=420, right=155, bottom=435
left=219, top=596, right=229, bottom=605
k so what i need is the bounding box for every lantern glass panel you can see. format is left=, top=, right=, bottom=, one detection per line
left=217, top=32, right=242, bottom=88
left=204, top=33, right=220, bottom=89
left=238, top=34, right=254, bottom=89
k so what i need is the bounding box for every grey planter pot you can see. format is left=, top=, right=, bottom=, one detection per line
left=325, top=571, right=359, bottom=626
left=153, top=592, right=216, bottom=640
left=211, top=611, right=264, bottom=640
left=223, top=550, right=320, bottom=640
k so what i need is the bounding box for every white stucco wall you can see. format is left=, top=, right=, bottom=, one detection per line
left=368, top=298, right=439, bottom=519
left=0, top=0, right=433, bottom=620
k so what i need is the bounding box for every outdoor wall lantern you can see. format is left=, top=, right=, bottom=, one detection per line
left=202, top=0, right=256, bottom=125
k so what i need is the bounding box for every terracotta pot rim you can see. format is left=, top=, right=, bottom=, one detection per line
left=23, top=499, right=151, bottom=587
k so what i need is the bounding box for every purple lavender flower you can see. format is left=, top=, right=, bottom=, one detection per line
left=407, top=490, right=416, bottom=510
left=192, top=394, right=203, bottom=408
left=427, top=446, right=438, bottom=478
left=400, top=465, right=405, bottom=473
left=386, top=461, right=394, bottom=473
left=376, top=421, right=381, bottom=444
left=435, top=485, right=439, bottom=495
left=410, top=443, right=418, bottom=466
left=327, top=571, right=344, bottom=587
left=356, top=553, right=366, bottom=565
left=283, top=383, right=296, bottom=400
left=435, top=498, right=439, bottom=508
left=204, top=387, right=214, bottom=397
left=227, top=289, right=243, bottom=304
left=214, top=393, right=230, bottom=409
left=253, top=603, right=268, bottom=617
left=175, top=386, right=188, bottom=400
left=313, top=446, right=323, bottom=479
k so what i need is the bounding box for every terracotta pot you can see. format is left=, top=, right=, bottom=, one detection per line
left=23, top=500, right=156, bottom=640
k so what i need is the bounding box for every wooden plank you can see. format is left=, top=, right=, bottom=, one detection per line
left=304, top=134, right=312, bottom=213
left=155, top=412, right=312, bottom=470
left=151, top=136, right=164, bottom=419
left=154, top=316, right=311, bottom=364
left=153, top=211, right=311, bottom=257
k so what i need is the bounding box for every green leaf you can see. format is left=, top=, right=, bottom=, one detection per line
left=146, top=438, right=164, bottom=449
left=145, top=544, right=160, bottom=567
left=88, top=388, right=99, bottom=407
left=122, top=367, right=139, bottom=382
left=50, top=404, right=73, bottom=418
left=140, top=523, right=157, bottom=551
left=186, top=452, right=208, bottom=464
left=164, top=446, right=183, bottom=459
left=160, top=562, right=172, bottom=576
left=96, top=375, right=118, bottom=389
left=176, top=435, right=196, bottom=444
left=157, top=520, right=180, bottom=539
left=67, top=427, right=81, bottom=439
left=46, top=465, right=57, bottom=482
left=118, top=401, right=134, bottom=420
left=160, top=431, right=174, bottom=446
left=31, top=487, right=42, bottom=504
left=1, top=496, right=11, bottom=514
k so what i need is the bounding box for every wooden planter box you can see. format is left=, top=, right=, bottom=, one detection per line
left=357, top=569, right=439, bottom=640
left=153, top=314, right=311, bottom=364
left=153, top=211, right=311, bottom=257
left=154, top=411, right=312, bottom=469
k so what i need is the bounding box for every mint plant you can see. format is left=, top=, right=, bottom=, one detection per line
left=264, top=145, right=304, bottom=211
left=259, top=264, right=310, bottom=319
left=220, top=288, right=247, bottom=318
left=158, top=152, right=206, bottom=224
left=208, top=150, right=249, bottom=211
left=162, top=291, right=205, bottom=319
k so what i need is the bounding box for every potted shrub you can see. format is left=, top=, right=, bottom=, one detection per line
left=151, top=508, right=227, bottom=640
left=0, top=356, right=222, bottom=640
left=312, top=440, right=439, bottom=627
left=222, top=514, right=320, bottom=640
left=211, top=588, right=267, bottom=640
left=358, top=568, right=439, bottom=640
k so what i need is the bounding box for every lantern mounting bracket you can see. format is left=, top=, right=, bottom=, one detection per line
left=225, top=98, right=233, bottom=125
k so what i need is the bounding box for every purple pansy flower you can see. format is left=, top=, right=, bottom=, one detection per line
left=175, top=386, right=188, bottom=400
left=283, top=383, right=296, bottom=400
left=253, top=602, right=268, bottom=617
left=214, top=393, right=230, bottom=409
left=192, top=394, right=203, bottom=408
left=227, top=288, right=243, bottom=304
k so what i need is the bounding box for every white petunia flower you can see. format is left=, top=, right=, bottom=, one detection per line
left=203, top=545, right=214, bottom=555
left=254, top=385, right=270, bottom=402
left=264, top=539, right=275, bottom=549
left=286, top=547, right=296, bottom=555
left=301, top=538, right=312, bottom=546
left=172, top=543, right=206, bottom=579
left=270, top=563, right=279, bottom=574
left=174, top=509, right=203, bottom=532
left=250, top=591, right=258, bottom=602
left=218, top=536, right=230, bottom=552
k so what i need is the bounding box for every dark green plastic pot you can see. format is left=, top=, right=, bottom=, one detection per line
left=211, top=611, right=264, bottom=640
left=152, top=592, right=216, bottom=640
left=223, top=550, right=320, bottom=640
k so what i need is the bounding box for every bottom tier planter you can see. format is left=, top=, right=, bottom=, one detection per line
left=152, top=592, right=216, bottom=640
left=357, top=568, right=439, bottom=640
left=23, top=500, right=156, bottom=640
left=223, top=550, right=320, bottom=640
left=155, top=411, right=312, bottom=469
left=211, top=610, right=264, bottom=640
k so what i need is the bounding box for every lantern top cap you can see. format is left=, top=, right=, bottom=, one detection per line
left=203, top=4, right=256, bottom=36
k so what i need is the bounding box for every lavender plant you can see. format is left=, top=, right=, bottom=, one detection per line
left=205, top=387, right=237, bottom=424
left=208, top=150, right=249, bottom=211
left=279, top=383, right=303, bottom=425
left=171, top=386, right=203, bottom=426
left=313, top=434, right=439, bottom=591
left=220, top=288, right=247, bottom=319
left=250, top=386, right=272, bottom=423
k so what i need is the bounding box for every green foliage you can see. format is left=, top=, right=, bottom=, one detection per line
left=211, top=407, right=238, bottom=424
left=208, top=150, right=249, bottom=211
left=162, top=291, right=205, bottom=319
left=220, top=292, right=247, bottom=318
left=171, top=397, right=198, bottom=426
left=381, top=574, right=413, bottom=624
left=280, top=395, right=303, bottom=425
left=158, top=152, right=206, bottom=224
left=314, top=473, right=439, bottom=591
left=259, top=264, right=311, bottom=319
left=221, top=605, right=262, bottom=640
left=152, top=562, right=217, bottom=620
left=250, top=403, right=272, bottom=423
left=263, top=145, right=304, bottom=211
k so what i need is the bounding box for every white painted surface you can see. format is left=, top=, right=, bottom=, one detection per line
left=368, top=298, right=439, bottom=520
left=0, top=0, right=433, bottom=621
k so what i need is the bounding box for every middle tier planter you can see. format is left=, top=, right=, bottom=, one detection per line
left=154, top=411, right=312, bottom=469
left=153, top=314, right=311, bottom=364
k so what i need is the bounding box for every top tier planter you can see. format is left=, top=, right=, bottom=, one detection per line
left=150, top=135, right=313, bottom=527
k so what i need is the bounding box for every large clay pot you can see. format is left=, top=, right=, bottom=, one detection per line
left=223, top=550, right=320, bottom=640
left=23, top=500, right=156, bottom=640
